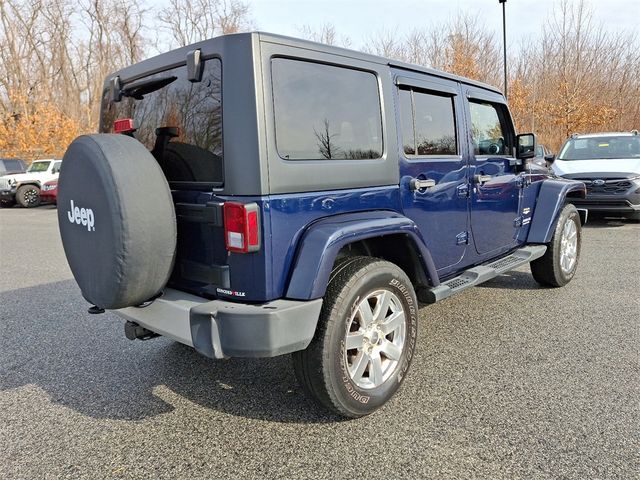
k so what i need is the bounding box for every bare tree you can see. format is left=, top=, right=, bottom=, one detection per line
left=158, top=0, right=253, bottom=48
left=314, top=119, right=341, bottom=159
left=364, top=14, right=501, bottom=87
left=299, top=23, right=351, bottom=48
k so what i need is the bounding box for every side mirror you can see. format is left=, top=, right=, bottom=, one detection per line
left=544, top=154, right=555, bottom=164
left=516, top=133, right=536, bottom=160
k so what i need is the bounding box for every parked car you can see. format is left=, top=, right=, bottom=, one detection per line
left=57, top=32, right=586, bottom=418
left=0, top=158, right=27, bottom=176
left=40, top=179, right=58, bottom=205
left=549, top=132, right=640, bottom=220
left=529, top=144, right=553, bottom=169
left=0, top=159, right=62, bottom=208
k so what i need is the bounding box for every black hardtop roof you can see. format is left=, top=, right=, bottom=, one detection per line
left=258, top=31, right=502, bottom=95
left=106, top=31, right=502, bottom=97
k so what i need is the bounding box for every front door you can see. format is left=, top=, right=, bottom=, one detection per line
left=396, top=75, right=470, bottom=273
left=464, top=89, right=521, bottom=256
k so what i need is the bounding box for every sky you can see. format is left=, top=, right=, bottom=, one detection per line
left=250, top=0, right=640, bottom=49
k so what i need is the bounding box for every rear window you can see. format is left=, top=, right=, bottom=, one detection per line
left=271, top=58, right=383, bottom=161
left=101, top=58, right=223, bottom=188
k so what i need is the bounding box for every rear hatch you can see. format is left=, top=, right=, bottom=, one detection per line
left=100, top=58, right=232, bottom=299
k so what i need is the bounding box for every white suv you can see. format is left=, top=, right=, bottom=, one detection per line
left=0, top=159, right=62, bottom=208
left=550, top=132, right=640, bottom=221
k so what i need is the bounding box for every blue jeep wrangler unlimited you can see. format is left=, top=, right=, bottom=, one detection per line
left=58, top=32, right=586, bottom=417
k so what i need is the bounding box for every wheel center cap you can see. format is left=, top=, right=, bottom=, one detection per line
left=368, top=329, right=381, bottom=345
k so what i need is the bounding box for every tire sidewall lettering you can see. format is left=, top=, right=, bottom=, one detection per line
left=334, top=268, right=418, bottom=408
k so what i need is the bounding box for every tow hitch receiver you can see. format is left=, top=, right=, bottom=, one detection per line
left=124, top=321, right=160, bottom=341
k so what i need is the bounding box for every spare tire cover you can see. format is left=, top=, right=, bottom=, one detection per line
left=58, top=134, right=176, bottom=309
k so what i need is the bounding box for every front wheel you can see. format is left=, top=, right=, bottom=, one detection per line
left=16, top=185, right=41, bottom=208
left=292, top=256, right=418, bottom=418
left=530, top=204, right=581, bottom=287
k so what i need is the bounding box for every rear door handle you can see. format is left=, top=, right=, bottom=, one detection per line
left=474, top=174, right=492, bottom=185
left=410, top=178, right=436, bottom=191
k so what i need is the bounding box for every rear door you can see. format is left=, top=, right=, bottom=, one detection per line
left=100, top=58, right=230, bottom=299
left=396, top=75, right=470, bottom=273
left=464, top=88, right=521, bottom=255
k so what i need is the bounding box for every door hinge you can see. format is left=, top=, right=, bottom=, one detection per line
left=514, top=216, right=523, bottom=227
left=456, top=231, right=469, bottom=245
left=456, top=183, right=470, bottom=198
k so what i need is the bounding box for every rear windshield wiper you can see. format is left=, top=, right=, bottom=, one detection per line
left=121, top=76, right=178, bottom=100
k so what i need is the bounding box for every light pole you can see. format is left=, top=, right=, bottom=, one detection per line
left=499, top=0, right=507, bottom=98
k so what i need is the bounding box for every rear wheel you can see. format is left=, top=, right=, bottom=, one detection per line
left=16, top=185, right=41, bottom=208
left=292, top=256, right=418, bottom=418
left=0, top=199, right=15, bottom=208
left=531, top=204, right=581, bottom=287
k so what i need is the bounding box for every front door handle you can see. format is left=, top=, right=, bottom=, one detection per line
left=474, top=174, right=492, bottom=185
left=410, top=178, right=436, bottom=191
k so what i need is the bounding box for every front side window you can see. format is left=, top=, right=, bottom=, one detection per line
left=470, top=101, right=508, bottom=156
left=101, top=58, right=223, bottom=186
left=272, top=58, right=383, bottom=160
left=399, top=88, right=458, bottom=157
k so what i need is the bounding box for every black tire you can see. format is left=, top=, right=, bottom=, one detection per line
left=16, top=185, right=41, bottom=208
left=0, top=199, right=15, bottom=208
left=530, top=204, right=581, bottom=287
left=58, top=134, right=176, bottom=309
left=292, top=256, right=418, bottom=418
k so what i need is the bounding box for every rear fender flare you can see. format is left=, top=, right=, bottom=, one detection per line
left=527, top=178, right=586, bottom=244
left=285, top=211, right=439, bottom=300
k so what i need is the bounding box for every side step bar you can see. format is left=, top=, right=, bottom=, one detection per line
left=422, top=245, right=547, bottom=304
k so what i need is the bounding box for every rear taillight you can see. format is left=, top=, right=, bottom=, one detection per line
left=114, top=118, right=135, bottom=134
left=224, top=202, right=260, bottom=253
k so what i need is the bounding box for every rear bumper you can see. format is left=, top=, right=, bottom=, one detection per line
left=115, top=288, right=322, bottom=359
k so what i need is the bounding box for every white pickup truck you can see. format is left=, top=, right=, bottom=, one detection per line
left=0, top=159, right=62, bottom=208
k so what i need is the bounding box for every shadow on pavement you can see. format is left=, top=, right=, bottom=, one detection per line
left=0, top=280, right=340, bottom=424
left=477, top=269, right=543, bottom=291
left=583, top=215, right=636, bottom=229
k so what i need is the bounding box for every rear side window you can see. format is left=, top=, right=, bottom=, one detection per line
left=272, top=58, right=383, bottom=160
left=1, top=160, right=24, bottom=172
left=101, top=58, right=223, bottom=187
left=469, top=101, right=510, bottom=156
left=399, top=88, right=457, bottom=156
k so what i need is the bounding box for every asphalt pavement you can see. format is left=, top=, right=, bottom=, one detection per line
left=1, top=206, right=638, bottom=479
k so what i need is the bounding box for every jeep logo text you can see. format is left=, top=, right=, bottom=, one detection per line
left=66, top=199, right=95, bottom=231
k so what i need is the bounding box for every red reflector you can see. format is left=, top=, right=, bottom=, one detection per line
left=224, top=202, right=260, bottom=253
left=114, top=118, right=135, bottom=133
left=247, top=211, right=259, bottom=247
